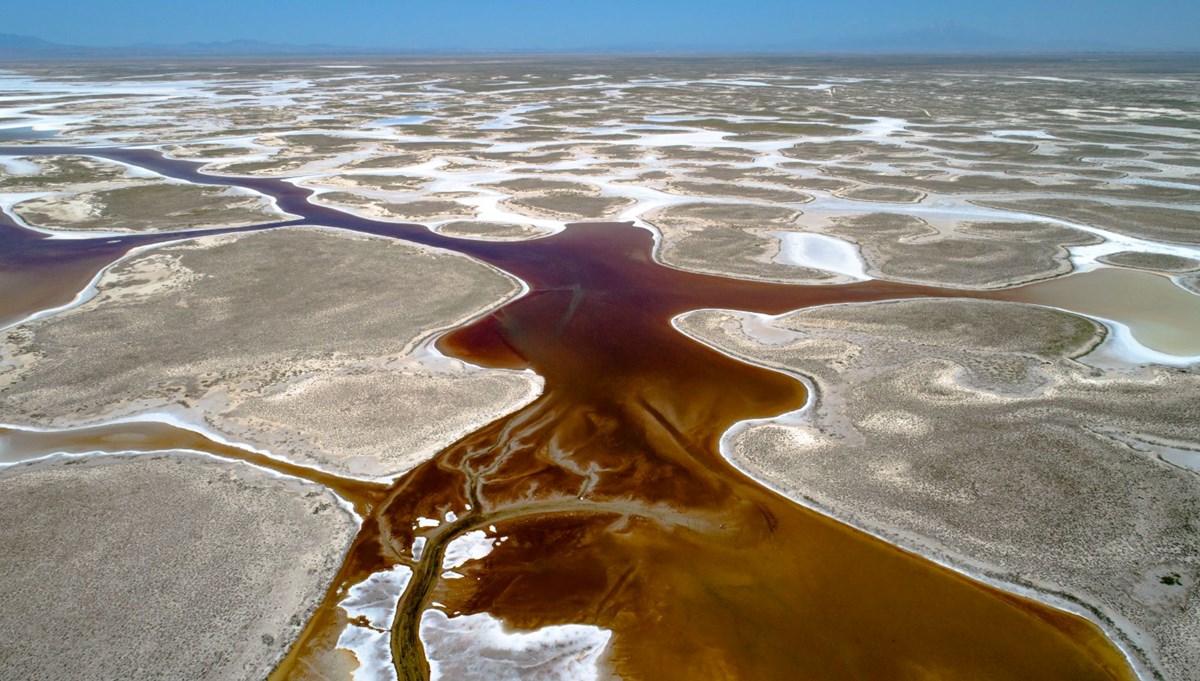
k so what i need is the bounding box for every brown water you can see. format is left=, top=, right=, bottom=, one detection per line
left=0, top=146, right=1138, bottom=680
left=1000, top=266, right=1200, bottom=357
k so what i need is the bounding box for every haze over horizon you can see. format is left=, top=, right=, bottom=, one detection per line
left=4, top=0, right=1199, bottom=53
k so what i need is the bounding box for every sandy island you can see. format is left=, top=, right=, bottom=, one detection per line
left=0, top=226, right=542, bottom=479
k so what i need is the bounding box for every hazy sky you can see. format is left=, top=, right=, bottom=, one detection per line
left=6, top=0, right=1198, bottom=51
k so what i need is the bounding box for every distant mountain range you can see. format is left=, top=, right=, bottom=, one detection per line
left=833, top=23, right=1038, bottom=52
left=0, top=33, right=371, bottom=58
left=0, top=25, right=1179, bottom=59
left=820, top=22, right=1127, bottom=53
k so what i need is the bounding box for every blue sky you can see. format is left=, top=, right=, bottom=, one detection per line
left=5, top=0, right=1198, bottom=51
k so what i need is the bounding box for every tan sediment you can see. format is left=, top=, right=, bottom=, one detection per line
left=663, top=179, right=814, bottom=204
left=480, top=178, right=596, bottom=194
left=975, top=198, right=1200, bottom=246
left=304, top=173, right=431, bottom=193
left=1098, top=251, right=1200, bottom=274
left=218, top=359, right=543, bottom=479
left=0, top=226, right=541, bottom=478
left=313, top=192, right=478, bottom=223
left=2, top=154, right=293, bottom=232
left=677, top=298, right=1200, bottom=680
left=644, top=202, right=840, bottom=284
left=434, top=220, right=555, bottom=241
left=817, top=212, right=1100, bottom=289
left=500, top=192, right=634, bottom=222
left=831, top=184, right=927, bottom=203
left=0, top=452, right=358, bottom=681
left=0, top=155, right=142, bottom=192
left=12, top=182, right=291, bottom=233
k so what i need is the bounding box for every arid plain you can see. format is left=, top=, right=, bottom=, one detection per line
left=0, top=57, right=1198, bottom=681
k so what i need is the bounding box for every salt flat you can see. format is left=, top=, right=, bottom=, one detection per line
left=0, top=452, right=358, bottom=680
left=1, top=56, right=1198, bottom=681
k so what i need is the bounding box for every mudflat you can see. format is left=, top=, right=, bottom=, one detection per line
left=0, top=452, right=358, bottom=680
left=0, top=227, right=541, bottom=477
left=3, top=154, right=292, bottom=233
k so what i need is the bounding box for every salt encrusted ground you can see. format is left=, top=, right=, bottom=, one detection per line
left=4, top=59, right=1198, bottom=285
left=0, top=452, right=358, bottom=680
left=677, top=299, right=1199, bottom=680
